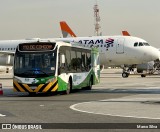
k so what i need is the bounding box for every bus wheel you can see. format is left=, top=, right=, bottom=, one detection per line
left=65, top=80, right=71, bottom=95
left=87, top=78, right=92, bottom=90
left=141, top=74, right=146, bottom=78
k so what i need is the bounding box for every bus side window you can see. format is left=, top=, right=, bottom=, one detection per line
left=76, top=51, right=82, bottom=72
left=86, top=51, right=91, bottom=71
left=71, top=50, right=77, bottom=72
left=66, top=49, right=71, bottom=72
left=59, top=53, right=66, bottom=74
left=81, top=52, right=86, bottom=71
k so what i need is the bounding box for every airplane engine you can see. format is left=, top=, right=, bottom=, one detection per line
left=0, top=55, right=14, bottom=66
left=100, top=65, right=104, bottom=71
left=137, top=61, right=154, bottom=73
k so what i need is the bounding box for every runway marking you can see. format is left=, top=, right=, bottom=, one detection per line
left=70, top=96, right=160, bottom=120
left=0, top=113, right=6, bottom=117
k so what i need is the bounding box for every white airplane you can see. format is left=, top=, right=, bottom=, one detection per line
left=58, top=21, right=160, bottom=77
left=0, top=22, right=159, bottom=78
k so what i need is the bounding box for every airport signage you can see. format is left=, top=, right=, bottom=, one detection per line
left=18, top=43, right=55, bottom=51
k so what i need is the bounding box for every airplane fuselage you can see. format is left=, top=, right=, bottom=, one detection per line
left=0, top=36, right=159, bottom=68
left=56, top=36, right=160, bottom=66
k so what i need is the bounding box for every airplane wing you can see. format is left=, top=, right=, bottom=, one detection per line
left=60, top=21, right=77, bottom=38
left=0, top=51, right=15, bottom=55
left=122, top=31, right=131, bottom=36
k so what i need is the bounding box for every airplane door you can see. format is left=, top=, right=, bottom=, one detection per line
left=116, top=38, right=124, bottom=54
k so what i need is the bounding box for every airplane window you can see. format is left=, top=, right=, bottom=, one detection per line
left=2, top=48, right=4, bottom=51
left=8, top=48, right=10, bottom=50
left=139, top=42, right=143, bottom=46
left=134, top=42, right=138, bottom=47
left=146, top=43, right=150, bottom=46
left=11, top=48, right=12, bottom=50
left=143, top=42, right=150, bottom=46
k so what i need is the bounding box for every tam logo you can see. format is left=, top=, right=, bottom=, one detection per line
left=105, top=38, right=114, bottom=50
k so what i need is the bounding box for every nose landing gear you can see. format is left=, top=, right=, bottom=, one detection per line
left=122, top=72, right=129, bottom=78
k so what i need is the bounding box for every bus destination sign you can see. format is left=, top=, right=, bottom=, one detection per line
left=19, top=43, right=55, bottom=51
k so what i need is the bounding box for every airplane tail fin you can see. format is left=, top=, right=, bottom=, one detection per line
left=122, top=31, right=131, bottom=36
left=60, top=21, right=77, bottom=38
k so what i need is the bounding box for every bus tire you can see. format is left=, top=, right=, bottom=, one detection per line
left=141, top=74, right=146, bottom=77
left=65, top=79, right=72, bottom=95
left=87, top=77, right=93, bottom=90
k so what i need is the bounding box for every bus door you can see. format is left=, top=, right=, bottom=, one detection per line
left=58, top=53, right=68, bottom=90
left=91, top=48, right=100, bottom=85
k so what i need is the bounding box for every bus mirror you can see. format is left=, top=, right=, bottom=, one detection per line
left=60, top=54, right=65, bottom=64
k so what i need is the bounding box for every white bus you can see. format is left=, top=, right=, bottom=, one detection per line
left=13, top=41, right=100, bottom=95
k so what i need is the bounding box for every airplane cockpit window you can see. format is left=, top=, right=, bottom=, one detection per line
left=139, top=42, right=143, bottom=46
left=134, top=42, right=150, bottom=47
left=134, top=42, right=138, bottom=47
left=143, top=42, right=150, bottom=46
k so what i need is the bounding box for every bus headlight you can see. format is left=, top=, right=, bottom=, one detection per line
left=46, top=78, right=56, bottom=83
left=13, top=77, right=22, bottom=83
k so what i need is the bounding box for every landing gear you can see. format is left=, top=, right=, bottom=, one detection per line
left=122, top=72, right=129, bottom=78
left=121, top=65, right=136, bottom=78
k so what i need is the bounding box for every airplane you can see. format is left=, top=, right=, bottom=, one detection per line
left=0, top=22, right=159, bottom=78
left=58, top=21, right=160, bottom=77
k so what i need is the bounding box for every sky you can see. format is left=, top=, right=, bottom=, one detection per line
left=0, top=0, right=160, bottom=47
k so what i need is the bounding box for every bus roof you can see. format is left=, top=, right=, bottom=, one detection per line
left=17, top=40, right=95, bottom=52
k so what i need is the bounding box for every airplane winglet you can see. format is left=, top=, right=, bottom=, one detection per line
left=60, top=21, right=77, bottom=38
left=122, top=31, right=130, bottom=36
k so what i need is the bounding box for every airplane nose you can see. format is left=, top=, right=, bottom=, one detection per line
left=151, top=47, right=160, bottom=60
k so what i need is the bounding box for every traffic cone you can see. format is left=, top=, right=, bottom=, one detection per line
left=0, top=83, right=3, bottom=95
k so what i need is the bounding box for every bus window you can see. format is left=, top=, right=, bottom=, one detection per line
left=66, top=49, right=71, bottom=72
left=86, top=51, right=91, bottom=71
left=81, top=52, right=86, bottom=71
left=76, top=51, right=82, bottom=72
left=58, top=53, right=66, bottom=74
left=71, top=50, right=77, bottom=72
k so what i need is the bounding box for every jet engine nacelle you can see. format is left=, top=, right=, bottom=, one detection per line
left=137, top=61, right=154, bottom=73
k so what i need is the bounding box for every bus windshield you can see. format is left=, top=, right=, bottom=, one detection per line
left=14, top=51, right=57, bottom=78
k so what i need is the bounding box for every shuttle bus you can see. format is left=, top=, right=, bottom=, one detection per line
left=13, top=41, right=100, bottom=95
